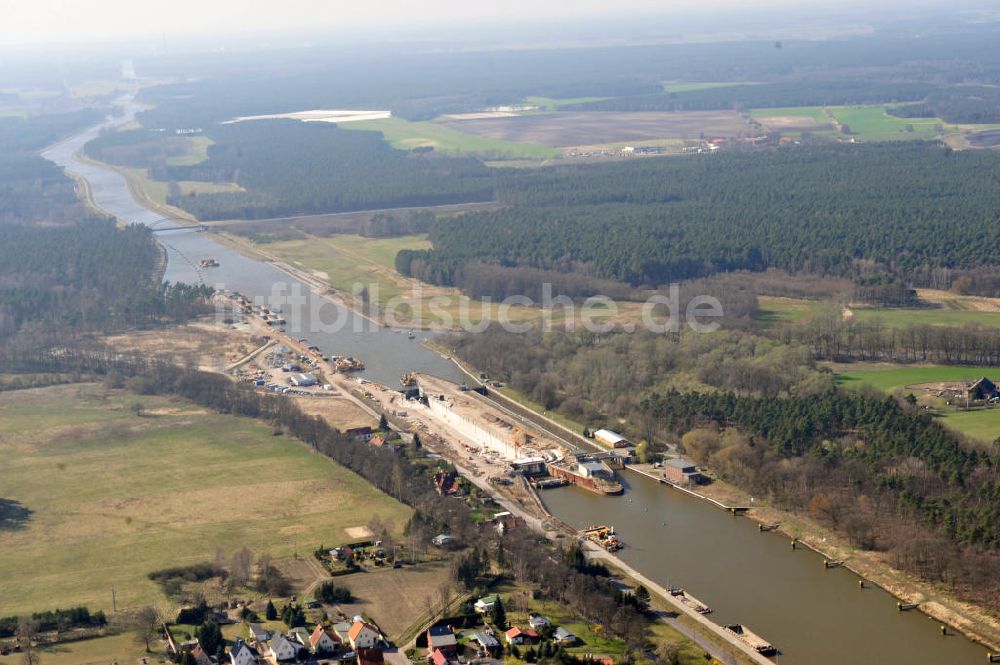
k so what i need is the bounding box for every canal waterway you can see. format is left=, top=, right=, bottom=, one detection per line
left=541, top=471, right=988, bottom=665
left=40, top=102, right=463, bottom=387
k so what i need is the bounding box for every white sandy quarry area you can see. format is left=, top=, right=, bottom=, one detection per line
left=223, top=109, right=392, bottom=124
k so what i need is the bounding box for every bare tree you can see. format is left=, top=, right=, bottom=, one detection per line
left=230, top=547, right=253, bottom=588
left=391, top=463, right=405, bottom=503
left=17, top=618, right=40, bottom=665
left=437, top=580, right=453, bottom=618
left=367, top=514, right=387, bottom=541
left=423, top=594, right=436, bottom=622
left=655, top=642, right=682, bottom=665
left=212, top=546, right=226, bottom=576
left=129, top=606, right=162, bottom=653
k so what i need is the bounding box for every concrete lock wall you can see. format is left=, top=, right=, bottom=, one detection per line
left=427, top=398, right=519, bottom=459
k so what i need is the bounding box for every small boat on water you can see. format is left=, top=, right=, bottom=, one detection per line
left=332, top=355, right=365, bottom=372
left=582, top=525, right=623, bottom=551
left=407, top=330, right=416, bottom=339
left=199, top=257, right=220, bottom=268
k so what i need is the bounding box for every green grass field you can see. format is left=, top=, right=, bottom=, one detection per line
left=662, top=81, right=759, bottom=93
left=166, top=136, right=214, bottom=166
left=0, top=384, right=411, bottom=616
left=523, top=96, right=610, bottom=110
left=748, top=106, right=829, bottom=123
left=754, top=296, right=830, bottom=328
left=342, top=117, right=557, bottom=158
left=178, top=180, right=244, bottom=196
left=835, top=365, right=994, bottom=392
left=851, top=306, right=1000, bottom=329
left=829, top=105, right=948, bottom=141
left=264, top=234, right=555, bottom=327
left=124, top=167, right=242, bottom=206
left=124, top=167, right=170, bottom=205
left=0, top=632, right=143, bottom=665
left=751, top=104, right=959, bottom=141
left=754, top=295, right=1000, bottom=330
left=268, top=234, right=431, bottom=303
left=836, top=365, right=1000, bottom=443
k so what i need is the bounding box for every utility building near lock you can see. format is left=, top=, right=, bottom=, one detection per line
left=578, top=459, right=616, bottom=480
left=594, top=429, right=632, bottom=449
left=663, top=458, right=705, bottom=485
left=289, top=372, right=318, bottom=387
left=511, top=456, right=547, bottom=476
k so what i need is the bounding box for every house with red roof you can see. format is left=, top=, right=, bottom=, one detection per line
left=348, top=620, right=381, bottom=650
left=430, top=649, right=453, bottom=665
left=310, top=624, right=341, bottom=654
left=504, top=626, right=539, bottom=645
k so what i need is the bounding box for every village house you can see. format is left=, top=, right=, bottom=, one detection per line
left=494, top=511, right=526, bottom=535
left=332, top=621, right=354, bottom=644
left=288, top=626, right=312, bottom=646
left=504, top=626, right=539, bottom=645
left=229, top=639, right=261, bottom=665
left=431, top=533, right=455, bottom=547
left=310, top=624, right=341, bottom=654
left=553, top=627, right=578, bottom=645
left=248, top=624, right=272, bottom=646
left=430, top=648, right=455, bottom=665
left=965, top=377, right=999, bottom=401
left=346, top=426, right=375, bottom=443
left=191, top=643, right=213, bottom=665
left=474, top=594, right=500, bottom=614
left=426, top=625, right=458, bottom=657
left=268, top=634, right=301, bottom=662
left=471, top=631, right=500, bottom=656
left=348, top=620, right=381, bottom=650
left=527, top=614, right=551, bottom=631
left=434, top=469, right=461, bottom=496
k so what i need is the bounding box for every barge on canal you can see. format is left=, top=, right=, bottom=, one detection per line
left=724, top=624, right=777, bottom=656
left=548, top=458, right=624, bottom=496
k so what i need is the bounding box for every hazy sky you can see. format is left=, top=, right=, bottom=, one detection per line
left=0, top=0, right=929, bottom=46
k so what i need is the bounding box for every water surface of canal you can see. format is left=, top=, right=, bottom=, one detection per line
left=541, top=471, right=986, bottom=665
